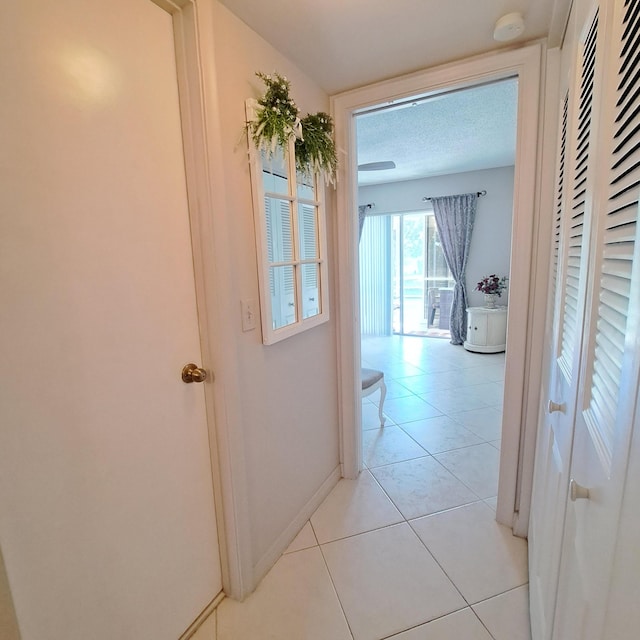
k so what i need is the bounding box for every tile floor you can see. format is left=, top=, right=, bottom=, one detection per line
left=196, top=335, right=531, bottom=640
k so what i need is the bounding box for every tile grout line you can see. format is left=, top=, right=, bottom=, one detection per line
left=377, top=606, right=480, bottom=639
left=469, top=606, right=499, bottom=640
left=404, top=516, right=472, bottom=609
left=362, top=339, right=508, bottom=592
left=468, top=582, right=532, bottom=640
left=309, top=519, right=356, bottom=640
left=308, top=338, right=510, bottom=638
left=365, top=463, right=489, bottom=614
left=365, top=440, right=495, bottom=505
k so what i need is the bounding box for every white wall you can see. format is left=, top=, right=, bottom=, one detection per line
left=359, top=166, right=514, bottom=308
left=209, top=2, right=340, bottom=575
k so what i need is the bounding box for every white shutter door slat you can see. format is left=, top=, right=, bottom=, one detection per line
left=590, top=303, right=627, bottom=370
left=612, top=150, right=640, bottom=185
left=599, top=274, right=631, bottom=304
left=606, top=201, right=638, bottom=227
left=594, top=331, right=624, bottom=378
left=602, top=241, right=636, bottom=261
left=592, top=351, right=619, bottom=401
left=589, top=385, right=615, bottom=444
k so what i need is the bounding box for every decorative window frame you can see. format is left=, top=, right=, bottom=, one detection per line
left=246, top=100, right=330, bottom=345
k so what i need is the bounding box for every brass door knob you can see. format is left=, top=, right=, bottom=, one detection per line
left=182, top=363, right=207, bottom=383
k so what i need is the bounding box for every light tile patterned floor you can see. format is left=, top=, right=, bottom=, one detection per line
left=197, top=335, right=531, bottom=640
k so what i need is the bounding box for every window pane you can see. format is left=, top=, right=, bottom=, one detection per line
left=298, top=203, right=318, bottom=259
left=301, top=263, right=320, bottom=319
left=270, top=265, right=297, bottom=329
left=265, top=197, right=293, bottom=263
left=296, top=169, right=315, bottom=200
left=261, top=147, right=289, bottom=195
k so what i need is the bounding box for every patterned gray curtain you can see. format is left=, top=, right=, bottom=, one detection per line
left=431, top=193, right=477, bottom=345
left=358, top=205, right=367, bottom=241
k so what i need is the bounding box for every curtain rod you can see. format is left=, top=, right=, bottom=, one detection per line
left=422, top=190, right=486, bottom=202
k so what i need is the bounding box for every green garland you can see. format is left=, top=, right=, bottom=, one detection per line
left=296, top=112, right=338, bottom=186
left=247, top=72, right=338, bottom=185
left=248, top=72, right=299, bottom=153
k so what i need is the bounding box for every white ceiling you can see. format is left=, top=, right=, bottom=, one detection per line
left=218, top=0, right=569, bottom=186
left=218, top=0, right=570, bottom=94
left=356, top=78, right=519, bottom=186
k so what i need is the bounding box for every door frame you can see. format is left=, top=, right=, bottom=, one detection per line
left=155, top=0, right=251, bottom=601
left=331, top=43, right=551, bottom=533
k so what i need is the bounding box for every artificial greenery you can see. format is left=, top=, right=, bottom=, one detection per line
left=248, top=72, right=300, bottom=153
left=295, top=112, right=338, bottom=186
left=247, top=71, right=337, bottom=185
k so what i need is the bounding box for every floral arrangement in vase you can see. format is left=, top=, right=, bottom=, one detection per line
left=475, top=274, right=509, bottom=295
left=475, top=274, right=508, bottom=308
left=246, top=72, right=338, bottom=185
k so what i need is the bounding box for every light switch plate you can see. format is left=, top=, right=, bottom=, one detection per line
left=241, top=298, right=257, bottom=332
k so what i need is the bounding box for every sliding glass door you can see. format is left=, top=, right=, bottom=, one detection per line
left=393, top=212, right=454, bottom=335
left=360, top=211, right=453, bottom=336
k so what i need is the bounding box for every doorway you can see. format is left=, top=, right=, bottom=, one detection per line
left=332, top=44, right=546, bottom=536
left=356, top=77, right=517, bottom=516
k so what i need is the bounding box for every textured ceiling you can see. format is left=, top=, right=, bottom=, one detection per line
left=356, top=78, right=518, bottom=186
left=218, top=0, right=570, bottom=94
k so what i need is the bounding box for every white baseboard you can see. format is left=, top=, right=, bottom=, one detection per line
left=179, top=590, right=225, bottom=639
left=251, top=465, right=341, bottom=590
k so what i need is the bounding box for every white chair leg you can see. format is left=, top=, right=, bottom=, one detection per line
left=378, top=378, right=386, bottom=427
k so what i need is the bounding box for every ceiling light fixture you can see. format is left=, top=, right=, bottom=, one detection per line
left=493, top=12, right=525, bottom=42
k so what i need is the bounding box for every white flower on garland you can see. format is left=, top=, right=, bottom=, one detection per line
left=248, top=72, right=300, bottom=154
left=246, top=71, right=338, bottom=185
left=295, top=112, right=337, bottom=186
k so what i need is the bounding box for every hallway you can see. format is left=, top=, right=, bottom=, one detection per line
left=202, top=336, right=530, bottom=639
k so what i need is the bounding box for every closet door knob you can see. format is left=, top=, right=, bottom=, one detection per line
left=569, top=478, right=590, bottom=501
left=548, top=400, right=565, bottom=414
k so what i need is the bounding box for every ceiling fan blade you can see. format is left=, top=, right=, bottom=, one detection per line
left=357, top=161, right=396, bottom=171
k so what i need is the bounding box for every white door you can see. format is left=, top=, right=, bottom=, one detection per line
left=0, top=1, right=222, bottom=638
left=528, top=3, right=601, bottom=637
left=553, top=0, right=640, bottom=636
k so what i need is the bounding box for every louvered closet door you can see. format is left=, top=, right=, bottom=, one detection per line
left=529, top=6, right=599, bottom=638
left=553, top=0, right=640, bottom=637
left=528, top=91, right=573, bottom=640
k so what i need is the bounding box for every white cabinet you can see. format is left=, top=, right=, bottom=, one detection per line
left=464, top=306, right=507, bottom=353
